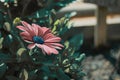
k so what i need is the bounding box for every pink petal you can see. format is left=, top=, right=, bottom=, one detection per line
left=36, top=44, right=58, bottom=55
left=32, top=24, right=39, bottom=36
left=27, top=43, right=36, bottom=49
left=44, top=37, right=61, bottom=43
left=24, top=40, right=33, bottom=43
left=20, top=32, right=32, bottom=41
left=21, top=21, right=32, bottom=31
left=43, top=33, right=55, bottom=40
left=16, top=26, right=26, bottom=31
left=45, top=43, right=64, bottom=49
left=41, top=27, right=51, bottom=35
left=21, top=21, right=35, bottom=36
left=37, top=26, right=44, bottom=36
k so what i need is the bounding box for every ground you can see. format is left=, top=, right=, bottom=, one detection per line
left=81, top=40, right=120, bottom=80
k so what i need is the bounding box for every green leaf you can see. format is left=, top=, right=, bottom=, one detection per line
left=17, top=48, right=26, bottom=56
left=75, top=53, right=85, bottom=62
left=3, top=22, right=11, bottom=32
left=69, top=34, right=83, bottom=50
left=3, top=34, right=13, bottom=47
left=0, top=53, right=11, bottom=63
left=0, top=62, right=7, bottom=78
left=78, top=71, right=86, bottom=77
left=0, top=37, right=4, bottom=49
left=19, top=69, right=28, bottom=80
left=56, top=68, right=70, bottom=80
left=29, top=70, right=37, bottom=80
left=6, top=76, right=20, bottom=80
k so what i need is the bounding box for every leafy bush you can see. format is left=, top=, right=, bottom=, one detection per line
left=0, top=0, right=86, bottom=80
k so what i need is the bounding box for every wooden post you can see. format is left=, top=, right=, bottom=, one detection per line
left=94, top=6, right=107, bottom=47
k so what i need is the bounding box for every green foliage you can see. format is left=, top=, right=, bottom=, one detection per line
left=0, top=0, right=86, bottom=80
left=0, top=62, right=7, bottom=78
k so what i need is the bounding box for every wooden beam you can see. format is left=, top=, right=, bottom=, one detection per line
left=94, top=6, right=107, bottom=46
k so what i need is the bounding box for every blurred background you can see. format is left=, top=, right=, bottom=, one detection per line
left=59, top=0, right=120, bottom=80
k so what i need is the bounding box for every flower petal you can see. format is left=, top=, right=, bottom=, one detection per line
left=43, top=33, right=55, bottom=40
left=45, top=37, right=61, bottom=43
left=44, top=43, right=64, bottom=49
left=32, top=24, right=39, bottom=36
left=16, top=26, right=26, bottom=31
left=24, top=40, right=33, bottom=43
left=20, top=32, right=32, bottom=41
left=27, top=43, right=35, bottom=49
left=21, top=21, right=33, bottom=31
left=21, top=21, right=35, bottom=36
left=41, top=27, right=51, bottom=35
left=36, top=44, right=58, bottom=55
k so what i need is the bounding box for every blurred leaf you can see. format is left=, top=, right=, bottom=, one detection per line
left=52, top=16, right=71, bottom=36
left=69, top=34, right=83, bottom=50
left=72, top=52, right=80, bottom=59
left=78, top=71, right=86, bottom=77
left=6, top=76, right=20, bottom=80
left=17, top=48, right=26, bottom=56
left=3, top=22, right=11, bottom=32
left=0, top=53, right=11, bottom=63
left=0, top=62, right=7, bottom=78
left=0, top=37, right=4, bottom=49
left=75, top=53, right=85, bottom=62
left=56, top=68, right=70, bottom=80
left=19, top=69, right=28, bottom=80
left=3, top=34, right=13, bottom=47
left=41, top=66, right=51, bottom=76
left=13, top=17, right=21, bottom=25
left=64, top=41, right=69, bottom=49
left=28, top=70, right=37, bottom=80
left=29, top=9, right=50, bottom=19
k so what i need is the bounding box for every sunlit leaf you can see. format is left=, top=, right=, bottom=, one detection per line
left=0, top=37, right=4, bottom=49
left=19, top=69, right=28, bottom=80
left=17, top=48, right=26, bottom=56
left=3, top=22, right=11, bottom=32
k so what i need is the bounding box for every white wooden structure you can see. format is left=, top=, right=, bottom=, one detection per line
left=84, top=0, right=120, bottom=46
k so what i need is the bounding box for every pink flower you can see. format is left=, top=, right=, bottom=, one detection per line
left=17, top=21, right=64, bottom=55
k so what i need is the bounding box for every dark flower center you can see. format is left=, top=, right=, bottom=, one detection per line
left=33, top=36, right=44, bottom=44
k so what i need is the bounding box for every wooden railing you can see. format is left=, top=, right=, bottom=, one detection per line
left=84, top=0, right=120, bottom=46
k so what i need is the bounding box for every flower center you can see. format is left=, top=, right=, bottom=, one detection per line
left=33, top=36, right=44, bottom=44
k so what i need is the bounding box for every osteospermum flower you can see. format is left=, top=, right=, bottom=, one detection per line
left=17, top=21, right=63, bottom=55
